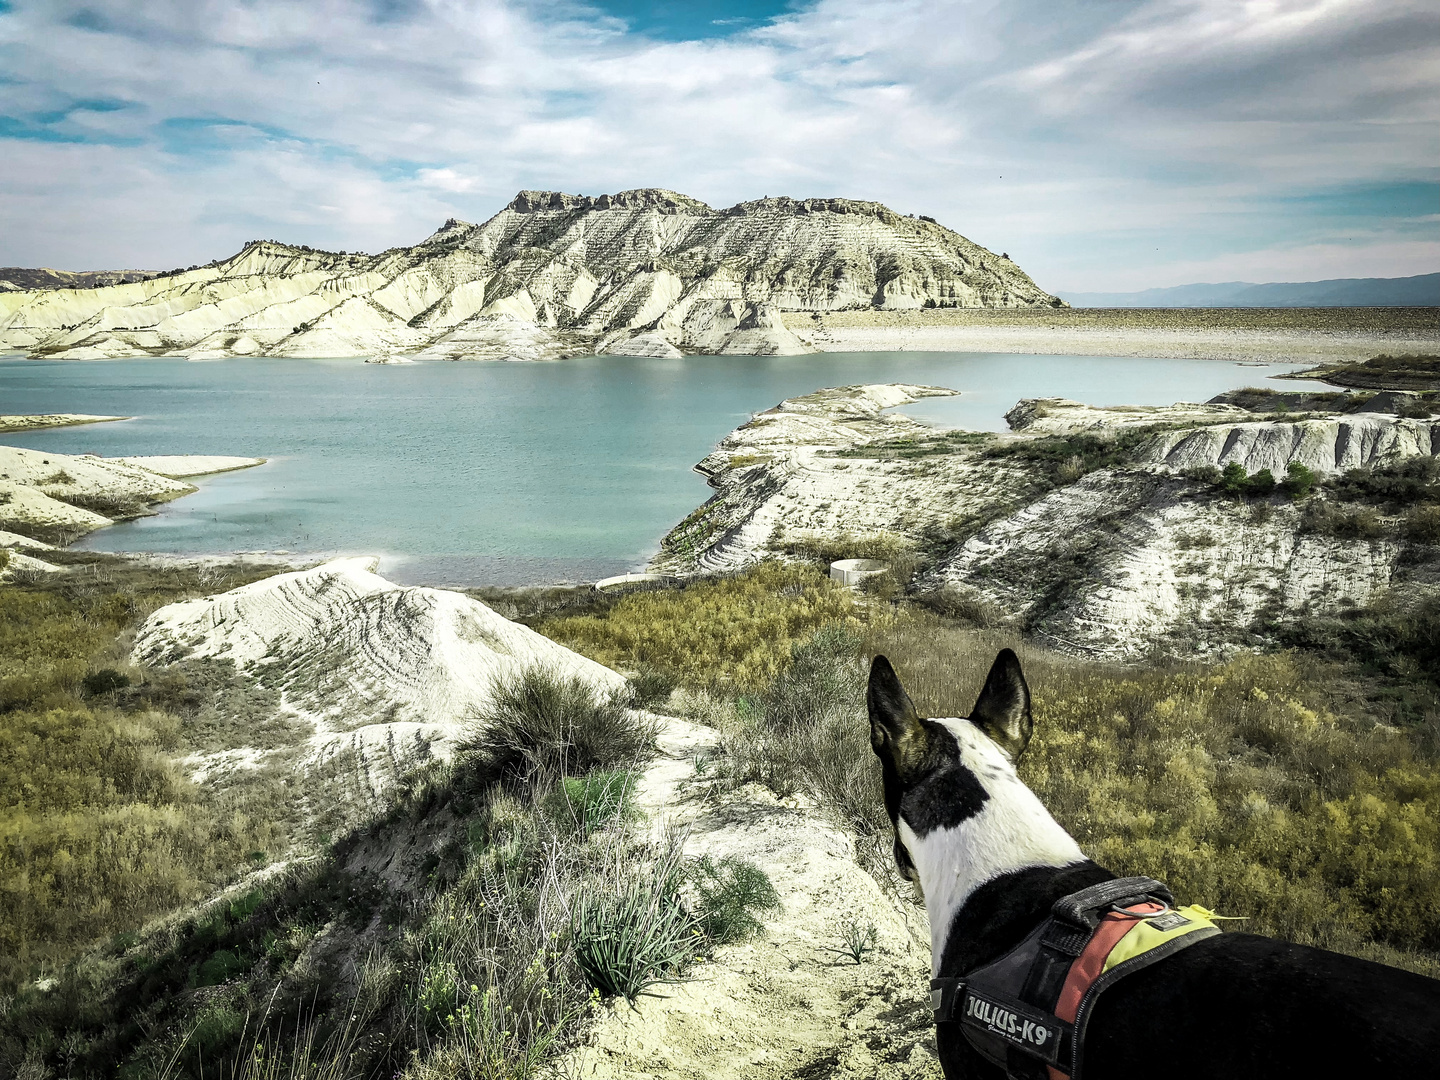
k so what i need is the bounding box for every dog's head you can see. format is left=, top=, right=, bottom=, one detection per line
left=867, top=650, right=1039, bottom=890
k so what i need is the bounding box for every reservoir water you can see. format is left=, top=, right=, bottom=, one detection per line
left=0, top=353, right=1331, bottom=584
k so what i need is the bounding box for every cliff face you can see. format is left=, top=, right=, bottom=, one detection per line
left=0, top=188, right=1061, bottom=361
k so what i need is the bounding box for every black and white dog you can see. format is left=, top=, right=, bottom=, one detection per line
left=867, top=650, right=1440, bottom=1079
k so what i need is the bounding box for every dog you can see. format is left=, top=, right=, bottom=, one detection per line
left=866, top=650, right=1440, bottom=1079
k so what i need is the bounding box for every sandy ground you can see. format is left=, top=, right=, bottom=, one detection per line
left=786, top=308, right=1439, bottom=364
left=0, top=413, right=128, bottom=433
left=566, top=717, right=941, bottom=1080
left=112, top=455, right=266, bottom=478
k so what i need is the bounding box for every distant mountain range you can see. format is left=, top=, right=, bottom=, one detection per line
left=1060, top=273, right=1439, bottom=308
left=0, top=267, right=160, bottom=291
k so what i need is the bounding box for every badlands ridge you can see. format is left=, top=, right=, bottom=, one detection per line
left=0, top=189, right=1059, bottom=362
left=654, top=383, right=1440, bottom=658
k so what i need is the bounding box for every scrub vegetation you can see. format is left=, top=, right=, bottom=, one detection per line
left=5, top=539, right=1439, bottom=1075
left=539, top=561, right=856, bottom=690
left=0, top=663, right=778, bottom=1079
left=0, top=556, right=289, bottom=989
left=542, top=563, right=1440, bottom=978
left=1293, top=353, right=1440, bottom=391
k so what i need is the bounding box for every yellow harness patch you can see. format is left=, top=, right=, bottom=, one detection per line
left=1101, top=904, right=1220, bottom=973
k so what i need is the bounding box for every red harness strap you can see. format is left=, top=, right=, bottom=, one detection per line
left=1045, top=901, right=1164, bottom=1080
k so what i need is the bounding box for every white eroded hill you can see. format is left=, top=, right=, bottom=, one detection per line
left=657, top=385, right=1440, bottom=658
left=0, top=189, right=1061, bottom=362
left=131, top=557, right=626, bottom=797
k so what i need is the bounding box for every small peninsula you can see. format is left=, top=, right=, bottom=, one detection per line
left=0, top=430, right=265, bottom=562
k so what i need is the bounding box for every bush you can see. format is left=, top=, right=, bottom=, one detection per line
left=625, top=666, right=676, bottom=709
left=1328, top=457, right=1440, bottom=508
left=471, top=666, right=657, bottom=781
left=570, top=838, right=698, bottom=1001
left=982, top=427, right=1162, bottom=486
left=1299, top=501, right=1386, bottom=539
left=82, top=668, right=132, bottom=696
left=687, top=855, right=780, bottom=944
left=1407, top=505, right=1440, bottom=545
left=1216, top=462, right=1277, bottom=498
left=717, top=626, right=887, bottom=838
left=1279, top=461, right=1318, bottom=500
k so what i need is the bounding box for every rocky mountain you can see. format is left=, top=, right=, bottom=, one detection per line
left=0, top=189, right=1061, bottom=361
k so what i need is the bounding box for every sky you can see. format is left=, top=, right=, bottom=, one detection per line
left=0, top=0, right=1436, bottom=292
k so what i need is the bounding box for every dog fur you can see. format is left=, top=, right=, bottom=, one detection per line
left=867, top=650, right=1440, bottom=1079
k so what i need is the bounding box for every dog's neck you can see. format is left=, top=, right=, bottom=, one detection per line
left=898, top=738, right=1087, bottom=975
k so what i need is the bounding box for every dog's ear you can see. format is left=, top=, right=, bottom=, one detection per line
left=868, top=655, right=928, bottom=776
left=969, top=649, right=1032, bottom=761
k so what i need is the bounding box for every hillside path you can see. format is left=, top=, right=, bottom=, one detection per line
left=567, top=717, right=942, bottom=1080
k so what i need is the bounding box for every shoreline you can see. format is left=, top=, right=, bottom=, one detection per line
left=4, top=308, right=1435, bottom=367
left=786, top=307, right=1439, bottom=365
left=0, top=413, right=130, bottom=434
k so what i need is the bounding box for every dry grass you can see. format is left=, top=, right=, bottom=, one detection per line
left=2, top=662, right=781, bottom=1080
left=537, top=563, right=1440, bottom=976
left=540, top=562, right=857, bottom=691
left=0, top=557, right=291, bottom=988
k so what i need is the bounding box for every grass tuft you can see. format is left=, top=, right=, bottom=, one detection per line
left=470, top=666, right=657, bottom=781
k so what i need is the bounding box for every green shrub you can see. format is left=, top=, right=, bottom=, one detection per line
left=82, top=668, right=132, bottom=696
left=1215, top=462, right=1278, bottom=498
left=625, top=666, right=676, bottom=709
left=544, top=771, right=638, bottom=838
left=979, top=427, right=1166, bottom=491
left=570, top=839, right=697, bottom=1001
left=471, top=666, right=657, bottom=781
left=1279, top=461, right=1318, bottom=500
left=1406, top=505, right=1440, bottom=545
left=1299, top=501, right=1386, bottom=539
left=1328, top=456, right=1440, bottom=508
left=194, top=949, right=247, bottom=987
left=687, top=855, right=780, bottom=944
left=1246, top=467, right=1276, bottom=495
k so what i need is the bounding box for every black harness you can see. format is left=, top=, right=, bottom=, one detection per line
left=931, top=876, right=1220, bottom=1080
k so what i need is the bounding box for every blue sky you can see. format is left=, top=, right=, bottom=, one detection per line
left=0, top=0, right=1435, bottom=290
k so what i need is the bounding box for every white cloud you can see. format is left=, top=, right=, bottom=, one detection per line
left=0, top=0, right=1434, bottom=288
left=415, top=167, right=481, bottom=192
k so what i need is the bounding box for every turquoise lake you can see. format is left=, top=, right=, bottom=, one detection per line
left=0, top=353, right=1330, bottom=584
